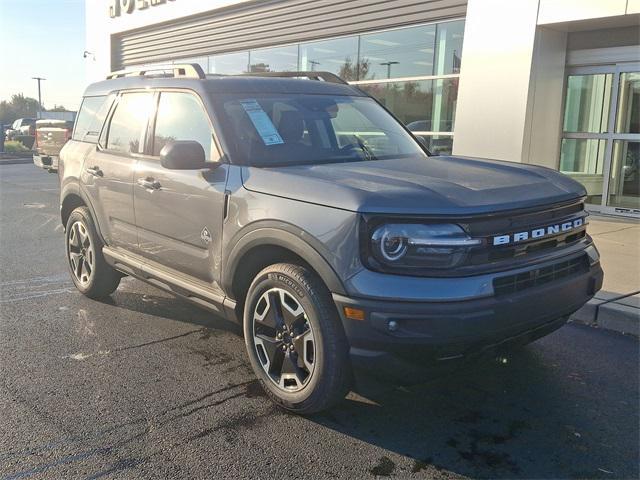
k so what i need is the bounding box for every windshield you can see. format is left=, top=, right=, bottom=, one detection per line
left=211, top=93, right=427, bottom=166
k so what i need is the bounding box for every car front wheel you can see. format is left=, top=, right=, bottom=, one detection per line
left=243, top=263, right=352, bottom=414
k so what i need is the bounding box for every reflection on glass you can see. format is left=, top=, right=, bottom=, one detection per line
left=153, top=92, right=213, bottom=160
left=560, top=138, right=606, bottom=204
left=413, top=134, right=453, bottom=155
left=209, top=52, right=249, bottom=74
left=563, top=74, right=612, bottom=133
left=434, top=20, right=464, bottom=75
left=607, top=141, right=639, bottom=210
left=107, top=93, right=154, bottom=154
left=359, top=78, right=458, bottom=131
left=299, top=36, right=360, bottom=81
left=359, top=24, right=436, bottom=80
left=250, top=45, right=299, bottom=73
left=615, top=72, right=640, bottom=134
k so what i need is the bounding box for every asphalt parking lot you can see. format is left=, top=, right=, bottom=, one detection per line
left=1, top=163, right=638, bottom=479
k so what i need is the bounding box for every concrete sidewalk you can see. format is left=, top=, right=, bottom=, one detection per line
left=571, top=215, right=640, bottom=336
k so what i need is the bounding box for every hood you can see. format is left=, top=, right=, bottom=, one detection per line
left=241, top=155, right=586, bottom=216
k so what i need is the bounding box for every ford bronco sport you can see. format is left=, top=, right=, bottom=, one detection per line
left=59, top=65, right=603, bottom=414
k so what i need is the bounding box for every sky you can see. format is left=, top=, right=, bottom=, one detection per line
left=0, top=0, right=86, bottom=110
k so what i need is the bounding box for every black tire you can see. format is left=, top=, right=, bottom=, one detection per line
left=243, top=263, right=352, bottom=414
left=65, top=206, right=120, bottom=299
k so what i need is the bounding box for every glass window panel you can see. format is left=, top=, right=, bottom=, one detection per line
left=607, top=140, right=640, bottom=210
left=615, top=72, right=640, bottom=134
left=559, top=138, right=606, bottom=205
left=431, top=78, right=458, bottom=132
left=106, top=92, right=154, bottom=154
left=359, top=78, right=458, bottom=132
left=153, top=92, right=214, bottom=161
left=209, top=52, right=249, bottom=75
left=249, top=45, right=299, bottom=73
left=359, top=24, right=436, bottom=80
left=563, top=74, right=612, bottom=133
left=299, top=36, right=359, bottom=81
left=434, top=20, right=464, bottom=75
left=414, top=134, right=453, bottom=156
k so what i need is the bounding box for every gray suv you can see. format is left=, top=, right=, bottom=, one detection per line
left=59, top=65, right=603, bottom=414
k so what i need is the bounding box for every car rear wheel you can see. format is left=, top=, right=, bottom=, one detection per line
left=243, top=263, right=352, bottom=414
left=65, top=207, right=120, bottom=299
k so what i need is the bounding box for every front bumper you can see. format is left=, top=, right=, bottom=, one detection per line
left=333, top=247, right=603, bottom=369
left=33, top=154, right=58, bottom=171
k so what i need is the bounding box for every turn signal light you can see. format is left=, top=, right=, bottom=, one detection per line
left=343, top=307, right=365, bottom=321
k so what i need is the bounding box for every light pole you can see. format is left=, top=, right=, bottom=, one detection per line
left=32, top=77, right=46, bottom=113
left=309, top=60, right=320, bottom=71
left=379, top=61, right=399, bottom=79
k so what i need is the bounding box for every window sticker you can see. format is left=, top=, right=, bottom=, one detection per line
left=239, top=99, right=285, bottom=145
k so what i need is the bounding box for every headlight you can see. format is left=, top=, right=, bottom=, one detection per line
left=369, top=223, right=481, bottom=270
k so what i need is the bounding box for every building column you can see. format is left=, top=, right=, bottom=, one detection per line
left=453, top=0, right=567, bottom=166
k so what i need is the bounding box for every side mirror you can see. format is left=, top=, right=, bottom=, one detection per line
left=160, top=140, right=207, bottom=170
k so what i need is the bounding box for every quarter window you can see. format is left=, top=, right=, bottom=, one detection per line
left=153, top=92, right=214, bottom=160
left=73, top=95, right=113, bottom=143
left=106, top=92, right=154, bottom=154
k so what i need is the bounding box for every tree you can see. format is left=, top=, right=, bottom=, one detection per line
left=0, top=94, right=40, bottom=125
left=338, top=57, right=371, bottom=82
left=48, top=105, right=68, bottom=112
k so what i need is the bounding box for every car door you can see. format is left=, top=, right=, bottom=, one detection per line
left=82, top=91, right=154, bottom=249
left=133, top=89, right=228, bottom=288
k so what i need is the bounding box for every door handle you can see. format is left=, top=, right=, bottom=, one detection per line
left=137, top=178, right=161, bottom=190
left=85, top=166, right=103, bottom=177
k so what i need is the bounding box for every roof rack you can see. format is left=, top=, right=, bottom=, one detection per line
left=238, top=71, right=348, bottom=85
left=106, top=63, right=206, bottom=80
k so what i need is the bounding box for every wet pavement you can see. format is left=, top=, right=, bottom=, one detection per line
left=1, top=164, right=638, bottom=479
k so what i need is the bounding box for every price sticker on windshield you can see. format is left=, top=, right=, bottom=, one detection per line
left=239, top=99, right=285, bottom=146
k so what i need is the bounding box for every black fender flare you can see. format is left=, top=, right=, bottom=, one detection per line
left=222, top=225, right=347, bottom=298
left=60, top=182, right=105, bottom=242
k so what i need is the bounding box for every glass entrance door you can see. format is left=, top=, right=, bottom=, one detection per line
left=560, top=63, right=640, bottom=217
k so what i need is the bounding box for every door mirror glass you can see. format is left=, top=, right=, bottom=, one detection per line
left=160, top=141, right=207, bottom=170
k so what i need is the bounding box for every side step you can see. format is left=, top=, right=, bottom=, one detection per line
left=102, top=246, right=238, bottom=322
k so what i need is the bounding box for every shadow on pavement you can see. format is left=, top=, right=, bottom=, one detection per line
left=310, top=346, right=638, bottom=479
left=91, top=286, right=638, bottom=479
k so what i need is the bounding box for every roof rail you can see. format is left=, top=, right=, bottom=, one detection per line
left=238, top=71, right=348, bottom=85
left=107, top=63, right=206, bottom=80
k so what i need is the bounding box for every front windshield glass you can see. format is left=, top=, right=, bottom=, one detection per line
left=211, top=93, right=427, bottom=166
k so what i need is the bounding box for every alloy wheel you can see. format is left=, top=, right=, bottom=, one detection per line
left=252, top=288, right=316, bottom=392
left=67, top=220, right=94, bottom=286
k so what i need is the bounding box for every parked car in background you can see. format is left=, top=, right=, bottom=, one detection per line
left=5, top=118, right=36, bottom=140
left=33, top=119, right=74, bottom=172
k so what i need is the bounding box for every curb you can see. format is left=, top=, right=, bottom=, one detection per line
left=570, top=291, right=639, bottom=337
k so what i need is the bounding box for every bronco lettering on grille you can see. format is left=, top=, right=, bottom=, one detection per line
left=493, top=218, right=584, bottom=246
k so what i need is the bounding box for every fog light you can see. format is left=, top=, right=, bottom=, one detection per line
left=387, top=320, right=399, bottom=332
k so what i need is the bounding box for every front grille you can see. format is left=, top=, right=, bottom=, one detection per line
left=493, top=255, right=588, bottom=296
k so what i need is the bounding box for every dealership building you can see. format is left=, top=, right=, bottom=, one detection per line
left=86, top=0, right=639, bottom=217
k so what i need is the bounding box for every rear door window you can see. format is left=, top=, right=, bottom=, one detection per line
left=152, top=91, right=215, bottom=160
left=73, top=95, right=113, bottom=143
left=106, top=92, right=154, bottom=154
